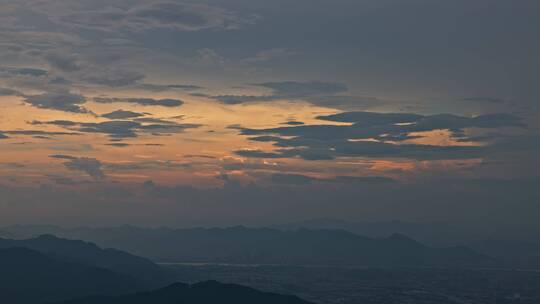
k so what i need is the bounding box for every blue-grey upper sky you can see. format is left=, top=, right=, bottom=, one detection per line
left=0, top=0, right=539, bottom=238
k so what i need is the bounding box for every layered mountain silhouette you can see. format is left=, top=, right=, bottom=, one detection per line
left=274, top=218, right=474, bottom=246
left=0, top=247, right=142, bottom=304
left=0, top=234, right=174, bottom=287
left=0, top=236, right=312, bottom=304
left=53, top=281, right=313, bottom=304
left=1, top=226, right=493, bottom=267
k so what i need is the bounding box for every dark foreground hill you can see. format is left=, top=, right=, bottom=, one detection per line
left=3, top=226, right=493, bottom=267
left=54, top=280, right=314, bottom=304
left=0, top=247, right=142, bottom=304
left=0, top=234, right=173, bottom=287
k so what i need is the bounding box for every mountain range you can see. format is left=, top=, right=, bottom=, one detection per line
left=0, top=234, right=173, bottom=287
left=0, top=235, right=314, bottom=304
left=0, top=225, right=493, bottom=267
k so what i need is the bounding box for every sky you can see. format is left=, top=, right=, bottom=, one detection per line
left=0, top=0, right=539, bottom=238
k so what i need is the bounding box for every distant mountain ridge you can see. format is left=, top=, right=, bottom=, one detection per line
left=0, top=225, right=493, bottom=267
left=274, top=218, right=476, bottom=246
left=53, top=280, right=314, bottom=304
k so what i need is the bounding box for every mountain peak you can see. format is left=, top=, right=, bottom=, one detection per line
left=36, top=234, right=61, bottom=240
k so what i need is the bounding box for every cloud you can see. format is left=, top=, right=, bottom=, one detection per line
left=269, top=173, right=395, bottom=185
left=270, top=173, right=317, bottom=185
left=30, top=120, right=78, bottom=127
left=34, top=118, right=201, bottom=139
left=308, top=96, right=383, bottom=110
left=211, top=95, right=279, bottom=105
left=101, top=110, right=145, bottom=119
left=23, top=91, right=89, bottom=113
left=462, top=97, right=506, bottom=103
left=81, top=69, right=145, bottom=87
left=135, top=83, right=205, bottom=92
left=184, top=154, right=217, bottom=159
left=33, top=1, right=256, bottom=33
left=205, top=81, right=381, bottom=109
left=137, top=122, right=202, bottom=135
left=23, top=48, right=147, bottom=89
left=78, top=120, right=141, bottom=138
left=0, top=67, right=48, bottom=77
left=208, top=81, right=349, bottom=105
left=105, top=160, right=192, bottom=172
left=3, top=129, right=79, bottom=137
left=0, top=87, right=22, bottom=96
left=44, top=51, right=82, bottom=72
left=0, top=30, right=83, bottom=50
left=234, top=111, right=525, bottom=161
left=106, top=143, right=131, bottom=148
left=132, top=117, right=178, bottom=124
left=317, top=111, right=423, bottom=125
left=235, top=149, right=284, bottom=159
left=244, top=112, right=525, bottom=140
left=282, top=121, right=305, bottom=126
left=255, top=81, right=348, bottom=97
left=49, top=155, right=105, bottom=180
left=93, top=97, right=184, bottom=107
left=240, top=48, right=297, bottom=64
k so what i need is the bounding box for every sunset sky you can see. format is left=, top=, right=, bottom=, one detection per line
left=1, top=0, right=539, bottom=237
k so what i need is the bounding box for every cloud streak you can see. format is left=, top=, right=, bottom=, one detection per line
left=49, top=155, right=105, bottom=180
left=23, top=91, right=90, bottom=113
left=93, top=97, right=184, bottom=107
left=33, top=118, right=201, bottom=139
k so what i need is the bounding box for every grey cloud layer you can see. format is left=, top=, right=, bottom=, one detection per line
left=23, top=91, right=89, bottom=113
left=269, top=173, right=395, bottom=186
left=27, top=0, right=256, bottom=33
left=49, top=155, right=105, bottom=180
left=33, top=118, right=200, bottom=139
left=101, top=109, right=146, bottom=119
left=93, top=97, right=184, bottom=107
left=12, top=90, right=185, bottom=115
left=0, top=13, right=200, bottom=96
left=235, top=111, right=525, bottom=161
left=0, top=0, right=538, bottom=114
left=205, top=81, right=368, bottom=109
left=14, top=90, right=185, bottom=113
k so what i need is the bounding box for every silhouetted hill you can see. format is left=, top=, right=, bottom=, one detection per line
left=0, top=247, right=141, bottom=304
left=0, top=235, right=174, bottom=287
left=54, top=280, right=314, bottom=304
left=2, top=226, right=492, bottom=267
